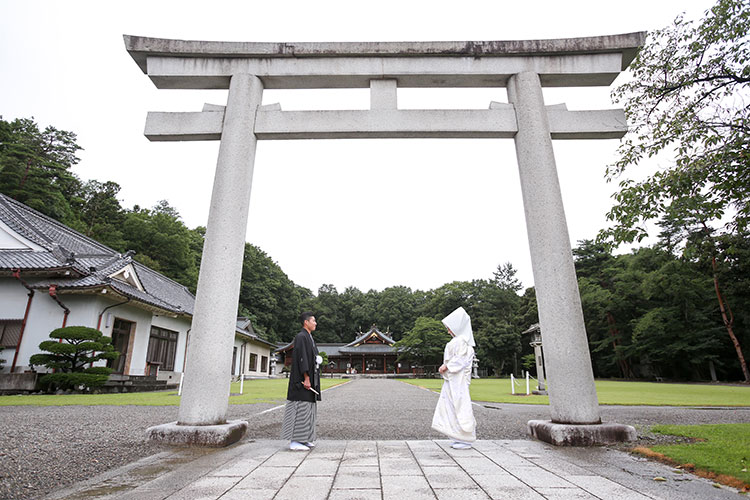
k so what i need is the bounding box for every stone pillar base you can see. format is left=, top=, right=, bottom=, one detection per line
left=146, top=420, right=248, bottom=447
left=528, top=420, right=636, bottom=447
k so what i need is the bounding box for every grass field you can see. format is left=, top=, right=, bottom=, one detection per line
left=635, top=424, right=750, bottom=490
left=1, top=377, right=748, bottom=407
left=0, top=378, right=346, bottom=406
left=401, top=378, right=750, bottom=406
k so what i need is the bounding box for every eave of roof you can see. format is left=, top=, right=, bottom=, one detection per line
left=1, top=193, right=196, bottom=318
left=346, top=327, right=395, bottom=347
left=235, top=329, right=277, bottom=348
left=338, top=344, right=396, bottom=354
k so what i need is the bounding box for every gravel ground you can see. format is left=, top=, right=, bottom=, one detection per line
left=2, top=379, right=750, bottom=500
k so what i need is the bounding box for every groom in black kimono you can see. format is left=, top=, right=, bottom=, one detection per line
left=280, top=311, right=321, bottom=450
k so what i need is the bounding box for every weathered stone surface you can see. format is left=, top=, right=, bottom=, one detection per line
left=145, top=420, right=248, bottom=447
left=528, top=420, right=637, bottom=446
left=0, top=372, right=37, bottom=393
left=508, top=71, right=601, bottom=426
left=145, top=110, right=224, bottom=141
left=176, top=74, right=263, bottom=428
left=124, top=33, right=646, bottom=70
left=45, top=439, right=744, bottom=500
left=124, top=33, right=646, bottom=90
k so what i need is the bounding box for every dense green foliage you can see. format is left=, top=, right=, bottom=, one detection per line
left=605, top=0, right=749, bottom=244
left=2, top=115, right=748, bottom=381
left=394, top=317, right=451, bottom=367
left=576, top=241, right=750, bottom=381
left=238, top=243, right=305, bottom=342
left=602, top=0, right=750, bottom=381
left=0, top=118, right=81, bottom=224
left=296, top=264, right=531, bottom=374
left=28, top=326, right=119, bottom=391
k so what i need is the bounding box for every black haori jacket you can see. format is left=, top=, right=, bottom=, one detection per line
left=286, top=329, right=321, bottom=402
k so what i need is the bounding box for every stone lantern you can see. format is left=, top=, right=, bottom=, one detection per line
left=523, top=323, right=547, bottom=394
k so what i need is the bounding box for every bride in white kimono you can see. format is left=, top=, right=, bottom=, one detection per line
left=431, top=306, right=477, bottom=449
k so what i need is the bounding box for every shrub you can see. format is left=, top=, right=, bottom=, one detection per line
left=29, top=326, right=119, bottom=392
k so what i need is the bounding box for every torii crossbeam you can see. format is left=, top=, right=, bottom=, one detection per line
left=126, top=33, right=644, bottom=447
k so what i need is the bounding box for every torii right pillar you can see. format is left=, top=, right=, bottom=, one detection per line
left=508, top=71, right=635, bottom=445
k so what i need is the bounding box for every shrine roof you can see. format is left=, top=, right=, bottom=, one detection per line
left=345, top=326, right=395, bottom=348
left=275, top=325, right=397, bottom=355
left=339, top=344, right=395, bottom=355
left=316, top=344, right=344, bottom=357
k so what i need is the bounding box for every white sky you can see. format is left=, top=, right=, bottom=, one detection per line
left=0, top=0, right=715, bottom=294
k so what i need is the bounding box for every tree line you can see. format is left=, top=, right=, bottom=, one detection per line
left=1, top=115, right=746, bottom=381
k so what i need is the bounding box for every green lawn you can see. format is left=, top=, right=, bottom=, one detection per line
left=401, top=378, right=750, bottom=406
left=2, top=377, right=748, bottom=407
left=646, top=424, right=750, bottom=489
left=0, top=378, right=347, bottom=406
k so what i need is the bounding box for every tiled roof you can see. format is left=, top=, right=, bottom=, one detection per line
left=345, top=326, right=395, bottom=347
left=236, top=317, right=255, bottom=335
left=339, top=344, right=396, bottom=354
left=0, top=193, right=195, bottom=317
left=0, top=194, right=112, bottom=256
left=0, top=249, right=72, bottom=271
left=316, top=343, right=344, bottom=357
left=235, top=318, right=276, bottom=348
left=275, top=326, right=399, bottom=356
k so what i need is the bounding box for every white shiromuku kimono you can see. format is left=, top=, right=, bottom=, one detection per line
left=431, top=307, right=477, bottom=443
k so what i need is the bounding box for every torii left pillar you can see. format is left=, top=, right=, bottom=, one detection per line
left=146, top=74, right=262, bottom=446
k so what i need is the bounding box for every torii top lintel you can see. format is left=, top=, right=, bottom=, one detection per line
left=124, top=33, right=646, bottom=90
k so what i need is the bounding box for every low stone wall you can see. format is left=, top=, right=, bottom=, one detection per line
left=0, top=372, right=38, bottom=394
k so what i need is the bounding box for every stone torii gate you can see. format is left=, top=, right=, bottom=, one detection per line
left=125, top=33, right=643, bottom=446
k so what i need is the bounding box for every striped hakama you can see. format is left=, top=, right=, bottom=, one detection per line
left=280, top=400, right=317, bottom=443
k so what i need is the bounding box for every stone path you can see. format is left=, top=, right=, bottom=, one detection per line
left=38, top=379, right=746, bottom=499
left=7, top=380, right=749, bottom=499
left=44, top=438, right=741, bottom=499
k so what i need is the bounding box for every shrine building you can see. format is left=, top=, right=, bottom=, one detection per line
left=277, top=325, right=407, bottom=375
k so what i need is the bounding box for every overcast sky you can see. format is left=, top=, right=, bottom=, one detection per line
left=0, top=0, right=716, bottom=294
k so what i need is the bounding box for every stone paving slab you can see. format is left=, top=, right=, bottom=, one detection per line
left=43, top=439, right=742, bottom=500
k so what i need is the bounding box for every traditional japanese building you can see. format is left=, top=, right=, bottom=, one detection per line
left=277, top=325, right=408, bottom=375
left=0, top=193, right=275, bottom=391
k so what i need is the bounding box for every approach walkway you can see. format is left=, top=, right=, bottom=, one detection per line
left=44, top=437, right=739, bottom=499
left=34, top=379, right=748, bottom=499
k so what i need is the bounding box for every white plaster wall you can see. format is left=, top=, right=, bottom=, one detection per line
left=231, top=338, right=272, bottom=377
left=0, top=279, right=32, bottom=317
left=0, top=221, right=44, bottom=250
left=3, top=287, right=103, bottom=373
left=246, top=341, right=271, bottom=377
left=233, top=338, right=244, bottom=377
left=0, top=283, right=190, bottom=379
left=0, top=278, right=30, bottom=372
